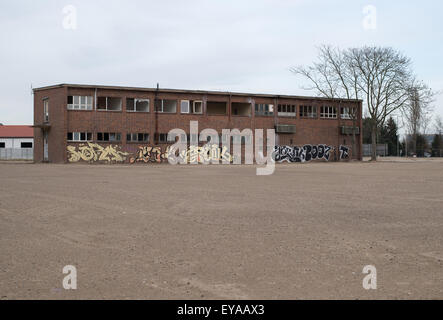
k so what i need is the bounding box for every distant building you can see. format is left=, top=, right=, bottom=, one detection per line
left=32, top=84, right=363, bottom=163
left=0, top=125, right=34, bottom=160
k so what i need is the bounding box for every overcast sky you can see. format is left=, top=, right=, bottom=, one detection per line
left=1, top=0, right=442, bottom=130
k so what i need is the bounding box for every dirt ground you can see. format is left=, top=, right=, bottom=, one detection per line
left=1, top=160, right=443, bottom=299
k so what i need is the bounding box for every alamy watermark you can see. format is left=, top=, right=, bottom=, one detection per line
left=62, top=265, right=77, bottom=290
left=362, top=5, right=377, bottom=30
left=62, top=5, right=77, bottom=30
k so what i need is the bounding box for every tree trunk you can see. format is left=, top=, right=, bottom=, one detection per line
left=371, top=126, right=377, bottom=161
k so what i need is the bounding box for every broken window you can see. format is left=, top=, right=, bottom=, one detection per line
left=155, top=99, right=177, bottom=113
left=340, top=107, right=355, bottom=119
left=0, top=142, right=5, bottom=148
left=127, top=98, right=150, bottom=112
left=207, top=101, right=227, bottom=115
left=255, top=103, right=274, bottom=116
left=20, top=142, right=33, bottom=148
left=97, top=132, right=121, bottom=142
left=193, top=101, right=203, bottom=114
left=97, top=97, right=122, bottom=111
left=126, top=133, right=150, bottom=142
left=299, top=105, right=317, bottom=118
left=67, top=132, right=92, bottom=142
left=154, top=133, right=173, bottom=143
left=231, top=102, right=251, bottom=116
left=67, top=96, right=93, bottom=110
left=277, top=104, right=296, bottom=117
left=320, top=106, right=337, bottom=119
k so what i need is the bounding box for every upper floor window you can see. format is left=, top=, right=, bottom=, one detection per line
left=43, top=99, right=49, bottom=122
left=97, top=97, right=122, bottom=111
left=299, top=105, right=317, bottom=118
left=255, top=103, right=274, bottom=116
left=127, top=98, right=149, bottom=112
left=181, top=100, right=190, bottom=113
left=340, top=107, right=356, bottom=119
left=67, top=132, right=93, bottom=142
left=320, top=106, right=337, bottom=119
left=278, top=104, right=296, bottom=117
left=68, top=96, right=93, bottom=110
left=155, top=99, right=177, bottom=113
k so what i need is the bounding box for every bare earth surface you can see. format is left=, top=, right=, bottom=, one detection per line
left=1, top=160, right=443, bottom=299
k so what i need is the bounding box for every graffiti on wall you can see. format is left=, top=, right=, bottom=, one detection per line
left=129, top=146, right=169, bottom=163
left=67, top=143, right=129, bottom=163
left=273, top=145, right=334, bottom=163
left=129, top=144, right=233, bottom=164
left=339, top=145, right=350, bottom=160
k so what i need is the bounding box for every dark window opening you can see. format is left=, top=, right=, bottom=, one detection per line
left=21, top=142, right=33, bottom=148
left=207, top=101, right=227, bottom=115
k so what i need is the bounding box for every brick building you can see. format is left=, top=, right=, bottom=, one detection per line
left=33, top=84, right=362, bottom=164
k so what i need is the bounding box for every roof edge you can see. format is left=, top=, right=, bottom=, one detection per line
left=32, top=83, right=363, bottom=102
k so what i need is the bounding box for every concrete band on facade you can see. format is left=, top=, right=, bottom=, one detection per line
left=33, top=84, right=363, bottom=164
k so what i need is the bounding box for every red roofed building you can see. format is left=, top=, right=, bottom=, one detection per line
left=0, top=125, right=34, bottom=160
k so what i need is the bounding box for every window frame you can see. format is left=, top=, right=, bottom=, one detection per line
left=181, top=100, right=190, bottom=114
left=320, top=106, right=337, bottom=119
left=67, top=96, right=93, bottom=110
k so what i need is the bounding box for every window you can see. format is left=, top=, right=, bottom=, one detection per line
left=97, top=97, right=122, bottom=111
left=193, top=101, right=203, bottom=114
left=0, top=142, right=5, bottom=148
left=154, top=133, right=174, bottom=143
left=207, top=101, right=227, bottom=115
left=21, top=142, right=33, bottom=148
left=155, top=99, right=177, bottom=113
left=67, top=132, right=93, bottom=142
left=277, top=104, right=296, bottom=117
left=43, top=99, right=49, bottom=122
left=320, top=106, right=337, bottom=119
left=127, top=98, right=150, bottom=112
left=97, top=132, right=121, bottom=142
left=181, top=100, right=190, bottom=113
left=127, top=133, right=149, bottom=142
left=340, top=107, right=355, bottom=119
left=231, top=102, right=251, bottom=116
left=255, top=103, right=274, bottom=116
left=68, top=96, right=93, bottom=110
left=299, top=105, right=317, bottom=118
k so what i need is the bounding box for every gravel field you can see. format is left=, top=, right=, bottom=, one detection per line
left=1, top=160, right=442, bottom=299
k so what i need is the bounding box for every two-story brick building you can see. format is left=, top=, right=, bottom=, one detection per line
left=33, top=84, right=362, bottom=164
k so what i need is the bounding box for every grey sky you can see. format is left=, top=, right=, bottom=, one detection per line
left=1, top=0, right=442, bottom=130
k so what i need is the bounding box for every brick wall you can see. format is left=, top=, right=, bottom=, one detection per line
left=33, top=85, right=363, bottom=163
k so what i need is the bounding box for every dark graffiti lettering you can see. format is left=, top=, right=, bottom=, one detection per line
left=273, top=144, right=335, bottom=163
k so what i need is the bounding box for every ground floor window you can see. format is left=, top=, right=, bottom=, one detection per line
left=97, top=132, right=121, bottom=142
left=127, top=133, right=149, bottom=142
left=67, top=132, right=93, bottom=142
left=21, top=142, right=33, bottom=148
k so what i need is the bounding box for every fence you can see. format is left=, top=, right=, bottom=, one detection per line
left=0, top=148, right=33, bottom=160
left=362, top=144, right=388, bottom=157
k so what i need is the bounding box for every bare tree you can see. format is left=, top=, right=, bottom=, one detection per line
left=292, top=46, right=413, bottom=161
left=435, top=115, right=443, bottom=135
left=291, top=45, right=360, bottom=158
left=402, top=79, right=434, bottom=154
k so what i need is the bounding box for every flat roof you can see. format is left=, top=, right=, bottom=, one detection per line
left=33, top=83, right=362, bottom=103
